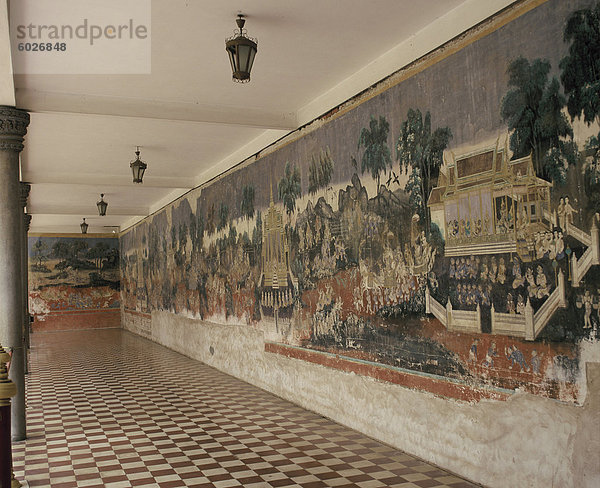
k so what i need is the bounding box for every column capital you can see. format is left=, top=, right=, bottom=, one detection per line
left=24, top=214, right=32, bottom=233
left=19, top=182, right=31, bottom=209
left=0, top=106, right=30, bottom=153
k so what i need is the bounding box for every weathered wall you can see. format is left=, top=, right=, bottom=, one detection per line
left=123, top=310, right=599, bottom=488
left=29, top=234, right=120, bottom=331
left=120, top=0, right=600, bottom=405
left=120, top=0, right=600, bottom=485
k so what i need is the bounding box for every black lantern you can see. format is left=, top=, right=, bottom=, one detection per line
left=80, top=218, right=88, bottom=234
left=130, top=146, right=147, bottom=184
left=97, top=194, right=108, bottom=216
left=225, top=14, right=257, bottom=83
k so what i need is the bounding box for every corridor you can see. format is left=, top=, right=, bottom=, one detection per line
left=12, top=329, right=479, bottom=488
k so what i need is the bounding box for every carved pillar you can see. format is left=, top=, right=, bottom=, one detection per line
left=558, top=269, right=567, bottom=308
left=0, top=344, right=20, bottom=488
left=20, top=198, right=32, bottom=377
left=572, top=253, right=580, bottom=288
left=446, top=298, right=453, bottom=331
left=0, top=106, right=30, bottom=442
left=591, top=218, right=599, bottom=264
left=524, top=298, right=535, bottom=341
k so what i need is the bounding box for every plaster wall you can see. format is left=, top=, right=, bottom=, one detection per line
left=123, top=309, right=600, bottom=488
left=119, top=1, right=600, bottom=485
left=32, top=309, right=120, bottom=331
left=28, top=234, right=120, bottom=331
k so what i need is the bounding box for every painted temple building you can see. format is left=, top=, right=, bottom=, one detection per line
left=428, top=144, right=552, bottom=258
left=259, top=191, right=298, bottom=322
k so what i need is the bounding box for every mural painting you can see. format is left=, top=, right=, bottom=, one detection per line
left=120, top=0, right=600, bottom=403
left=29, top=235, right=120, bottom=328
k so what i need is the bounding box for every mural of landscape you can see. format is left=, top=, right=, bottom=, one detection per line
left=121, top=0, right=600, bottom=403
left=29, top=236, right=120, bottom=324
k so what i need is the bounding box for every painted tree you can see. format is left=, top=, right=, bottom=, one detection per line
left=358, top=115, right=392, bottom=193
left=103, top=247, right=119, bottom=270
left=88, top=242, right=110, bottom=269
left=308, top=147, right=334, bottom=196
left=74, top=240, right=89, bottom=257
left=52, top=241, right=70, bottom=260
left=278, top=162, right=302, bottom=218
left=189, top=213, right=204, bottom=252
left=217, top=203, right=229, bottom=232
left=500, top=56, right=576, bottom=183
left=560, top=4, right=600, bottom=126
left=206, top=203, right=216, bottom=235
left=148, top=227, right=160, bottom=273
left=396, top=108, right=452, bottom=233
left=178, top=223, right=188, bottom=254
left=583, top=133, right=600, bottom=213
left=251, top=210, right=262, bottom=266
left=170, top=226, right=177, bottom=251
left=32, top=239, right=49, bottom=267
left=405, top=166, right=424, bottom=222
left=560, top=4, right=600, bottom=213
left=240, top=184, right=255, bottom=236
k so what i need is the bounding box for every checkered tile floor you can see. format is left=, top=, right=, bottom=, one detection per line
left=12, top=329, right=481, bottom=488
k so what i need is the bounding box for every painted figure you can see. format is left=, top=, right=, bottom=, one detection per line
left=535, top=265, right=550, bottom=299
left=562, top=196, right=577, bottom=227
left=483, top=341, right=497, bottom=368
left=526, top=267, right=538, bottom=298
left=579, top=290, right=593, bottom=329
left=480, top=262, right=489, bottom=282
left=506, top=345, right=530, bottom=372
left=557, top=197, right=565, bottom=228
left=490, top=257, right=498, bottom=283
left=512, top=257, right=525, bottom=289
left=497, top=257, right=506, bottom=285
left=506, top=293, right=515, bottom=314
left=468, top=339, right=478, bottom=364
left=530, top=349, right=543, bottom=374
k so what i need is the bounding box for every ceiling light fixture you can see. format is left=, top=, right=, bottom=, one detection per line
left=103, top=225, right=120, bottom=235
left=130, top=146, right=147, bottom=184
left=80, top=218, right=88, bottom=234
left=225, top=14, right=258, bottom=83
left=97, top=194, right=108, bottom=216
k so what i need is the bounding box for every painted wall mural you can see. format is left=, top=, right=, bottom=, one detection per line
left=120, top=0, right=600, bottom=404
left=29, top=235, right=120, bottom=329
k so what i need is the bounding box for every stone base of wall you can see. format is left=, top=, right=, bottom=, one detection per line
left=33, top=309, right=120, bottom=331
left=122, top=309, right=151, bottom=338
left=122, top=308, right=600, bottom=488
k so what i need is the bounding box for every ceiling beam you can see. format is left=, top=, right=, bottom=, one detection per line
left=21, top=171, right=194, bottom=189
left=16, top=89, right=298, bottom=130
left=27, top=204, right=149, bottom=217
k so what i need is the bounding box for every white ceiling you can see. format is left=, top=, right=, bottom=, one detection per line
left=6, top=0, right=516, bottom=234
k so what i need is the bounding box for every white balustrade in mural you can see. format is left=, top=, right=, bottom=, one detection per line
left=570, top=220, right=600, bottom=287
left=491, top=269, right=567, bottom=340
left=425, top=288, right=481, bottom=333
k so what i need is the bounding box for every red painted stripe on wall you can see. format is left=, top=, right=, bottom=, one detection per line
left=33, top=309, right=120, bottom=332
left=265, top=342, right=512, bottom=403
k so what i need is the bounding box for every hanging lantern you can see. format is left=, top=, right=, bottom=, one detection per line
left=80, top=218, right=88, bottom=234
left=130, top=146, right=147, bottom=184
left=97, top=194, right=108, bottom=216
left=225, top=14, right=258, bottom=83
